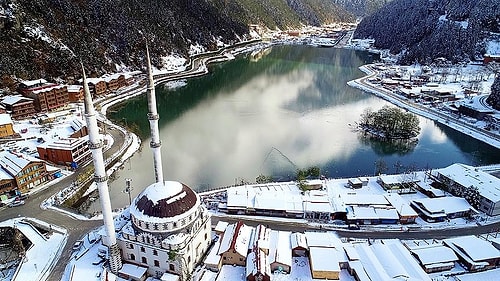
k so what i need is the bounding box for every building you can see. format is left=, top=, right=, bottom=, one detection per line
left=410, top=245, right=458, bottom=273
left=0, top=151, right=48, bottom=195
left=437, top=164, right=500, bottom=216
left=0, top=113, right=15, bottom=137
left=410, top=196, right=475, bottom=222
left=84, top=78, right=107, bottom=97
left=17, top=79, right=49, bottom=94
left=103, top=74, right=128, bottom=92
left=1, top=95, right=36, bottom=120
left=36, top=137, right=91, bottom=167
left=377, top=174, right=419, bottom=194
left=217, top=221, right=252, bottom=267
left=443, top=236, right=500, bottom=271
left=67, top=85, right=84, bottom=102
left=24, top=84, right=69, bottom=112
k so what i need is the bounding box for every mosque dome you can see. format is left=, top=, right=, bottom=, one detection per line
left=129, top=181, right=200, bottom=233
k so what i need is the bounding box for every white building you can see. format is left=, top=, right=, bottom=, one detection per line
left=117, top=181, right=211, bottom=278
left=437, top=164, right=500, bottom=216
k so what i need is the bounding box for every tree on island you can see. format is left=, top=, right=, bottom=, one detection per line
left=358, top=106, right=420, bottom=140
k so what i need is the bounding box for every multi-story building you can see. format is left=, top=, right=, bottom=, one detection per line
left=0, top=113, right=15, bottom=137
left=37, top=137, right=91, bottom=168
left=437, top=163, right=500, bottom=216
left=84, top=78, right=107, bottom=97
left=104, top=74, right=127, bottom=92
left=67, top=85, right=84, bottom=102
left=0, top=151, right=48, bottom=194
left=1, top=95, right=36, bottom=120
left=25, top=85, right=69, bottom=112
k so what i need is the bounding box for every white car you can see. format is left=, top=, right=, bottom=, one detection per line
left=9, top=200, right=25, bottom=207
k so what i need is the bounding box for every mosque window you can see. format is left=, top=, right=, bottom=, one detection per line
left=154, top=260, right=160, bottom=267
left=142, top=257, right=147, bottom=264
left=130, top=254, right=135, bottom=260
left=169, top=264, right=175, bottom=271
left=153, top=249, right=158, bottom=256
left=141, top=246, right=145, bottom=253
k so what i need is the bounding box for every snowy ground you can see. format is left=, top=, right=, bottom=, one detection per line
left=0, top=218, right=67, bottom=281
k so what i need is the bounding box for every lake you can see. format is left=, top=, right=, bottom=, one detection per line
left=100, top=45, right=499, bottom=210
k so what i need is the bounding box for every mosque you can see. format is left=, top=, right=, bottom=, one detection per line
left=82, top=46, right=211, bottom=280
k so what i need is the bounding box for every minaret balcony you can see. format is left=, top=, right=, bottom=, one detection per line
left=150, top=140, right=161, bottom=148
left=94, top=175, right=108, bottom=183
left=88, top=140, right=104, bottom=149
left=147, top=113, right=159, bottom=120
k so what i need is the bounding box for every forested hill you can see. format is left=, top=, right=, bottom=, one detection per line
left=0, top=0, right=356, bottom=89
left=353, top=0, right=500, bottom=64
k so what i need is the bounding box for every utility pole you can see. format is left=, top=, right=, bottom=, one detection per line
left=124, top=178, right=133, bottom=206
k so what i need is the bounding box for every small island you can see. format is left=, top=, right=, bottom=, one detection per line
left=357, top=105, right=420, bottom=140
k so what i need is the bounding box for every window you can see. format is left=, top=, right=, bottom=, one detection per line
left=153, top=249, right=158, bottom=256
left=142, top=257, right=147, bottom=264
left=140, top=246, right=145, bottom=253
left=128, top=244, right=134, bottom=249
left=154, top=260, right=160, bottom=267
left=169, top=264, right=175, bottom=271
left=130, top=254, right=135, bottom=260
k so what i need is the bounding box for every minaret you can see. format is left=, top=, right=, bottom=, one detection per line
left=81, top=64, right=122, bottom=273
left=146, top=45, right=164, bottom=184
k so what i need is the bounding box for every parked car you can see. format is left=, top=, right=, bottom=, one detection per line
left=72, top=240, right=84, bottom=251
left=9, top=200, right=25, bottom=207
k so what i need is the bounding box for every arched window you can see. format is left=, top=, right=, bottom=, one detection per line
left=142, top=257, right=147, bottom=264
left=130, top=253, right=135, bottom=260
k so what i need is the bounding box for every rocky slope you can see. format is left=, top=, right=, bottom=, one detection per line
left=0, top=0, right=356, bottom=90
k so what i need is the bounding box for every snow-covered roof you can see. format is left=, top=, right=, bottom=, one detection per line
left=0, top=113, right=12, bottom=125
left=411, top=245, right=458, bottom=265
left=378, top=174, right=419, bottom=185
left=0, top=150, right=42, bottom=176
left=304, top=231, right=341, bottom=248
left=38, top=137, right=87, bottom=150
left=438, top=163, right=500, bottom=203
left=384, top=193, right=418, bottom=217
left=218, top=221, right=252, bottom=257
left=290, top=232, right=307, bottom=250
left=1, top=95, right=33, bottom=105
left=412, top=196, right=473, bottom=216
left=20, top=79, right=47, bottom=87
left=269, top=231, right=292, bottom=266
left=31, top=84, right=64, bottom=95
left=129, top=180, right=200, bottom=225
left=118, top=263, right=147, bottom=279
left=443, top=236, right=500, bottom=262
left=226, top=182, right=304, bottom=213
left=309, top=247, right=341, bottom=272
left=354, top=241, right=431, bottom=281
left=67, top=85, right=83, bottom=92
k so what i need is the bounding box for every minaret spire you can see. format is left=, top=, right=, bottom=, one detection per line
left=82, top=63, right=122, bottom=273
left=146, top=44, right=164, bottom=184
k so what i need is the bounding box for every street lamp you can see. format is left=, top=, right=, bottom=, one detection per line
left=123, top=178, right=133, bottom=206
